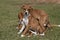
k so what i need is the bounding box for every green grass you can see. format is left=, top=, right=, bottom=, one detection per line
left=0, top=0, right=60, bottom=40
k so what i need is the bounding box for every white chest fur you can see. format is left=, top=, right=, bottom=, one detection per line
left=23, top=17, right=29, bottom=25
left=17, top=16, right=29, bottom=34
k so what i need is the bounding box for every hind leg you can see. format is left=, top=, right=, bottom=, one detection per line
left=38, top=15, right=49, bottom=32
left=37, top=27, right=45, bottom=36
left=27, top=31, right=33, bottom=37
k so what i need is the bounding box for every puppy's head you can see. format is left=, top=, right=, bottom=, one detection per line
left=21, top=4, right=33, bottom=16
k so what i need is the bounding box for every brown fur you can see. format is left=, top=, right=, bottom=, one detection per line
left=17, top=4, right=51, bottom=37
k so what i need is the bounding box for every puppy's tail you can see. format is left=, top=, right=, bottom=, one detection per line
left=51, top=24, right=60, bottom=27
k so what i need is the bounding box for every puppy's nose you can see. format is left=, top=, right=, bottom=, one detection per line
left=25, top=12, right=28, bottom=15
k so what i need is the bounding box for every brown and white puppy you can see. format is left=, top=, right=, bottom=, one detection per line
left=20, top=4, right=51, bottom=37
left=21, top=4, right=51, bottom=31
left=17, top=4, right=51, bottom=37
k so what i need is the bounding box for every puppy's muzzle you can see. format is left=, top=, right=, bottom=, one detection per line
left=25, top=12, right=28, bottom=15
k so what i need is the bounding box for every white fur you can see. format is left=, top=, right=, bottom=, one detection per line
left=58, top=25, right=60, bottom=27
left=23, top=17, right=29, bottom=25
left=25, top=9, right=29, bottom=13
left=21, top=35, right=25, bottom=37
left=29, top=30, right=37, bottom=35
left=18, top=16, right=29, bottom=34
left=29, top=30, right=45, bottom=36
left=40, top=32, right=45, bottom=36
left=17, top=21, right=25, bottom=34
left=17, top=11, right=30, bottom=35
left=44, top=24, right=46, bottom=26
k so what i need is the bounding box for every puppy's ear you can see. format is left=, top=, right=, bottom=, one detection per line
left=29, top=6, right=33, bottom=12
left=21, top=5, right=24, bottom=9
left=30, top=6, right=33, bottom=10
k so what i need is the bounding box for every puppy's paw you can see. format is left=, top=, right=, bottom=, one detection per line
left=40, top=33, right=45, bottom=36
left=21, top=35, right=25, bottom=37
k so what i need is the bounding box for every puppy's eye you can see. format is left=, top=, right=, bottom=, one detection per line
left=28, top=9, right=31, bottom=12
left=28, top=9, right=30, bottom=11
left=24, top=9, right=26, bottom=10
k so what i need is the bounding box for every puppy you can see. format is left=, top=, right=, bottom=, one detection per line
left=17, top=4, right=51, bottom=37
left=21, top=4, right=51, bottom=31
left=17, top=11, right=47, bottom=37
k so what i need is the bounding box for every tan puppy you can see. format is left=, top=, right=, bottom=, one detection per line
left=17, top=4, right=51, bottom=37
left=20, top=4, right=51, bottom=37
left=21, top=4, right=51, bottom=31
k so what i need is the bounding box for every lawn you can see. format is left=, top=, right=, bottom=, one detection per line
left=0, top=0, right=60, bottom=40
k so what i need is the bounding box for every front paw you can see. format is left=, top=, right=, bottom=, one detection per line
left=21, top=35, right=25, bottom=37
